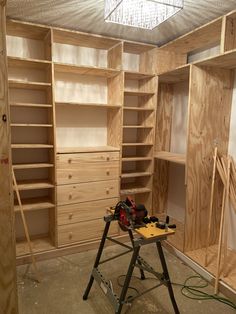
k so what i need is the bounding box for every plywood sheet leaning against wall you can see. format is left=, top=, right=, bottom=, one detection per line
left=185, top=65, right=234, bottom=252
left=0, top=1, right=18, bottom=313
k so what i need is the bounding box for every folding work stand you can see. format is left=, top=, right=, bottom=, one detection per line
left=83, top=214, right=179, bottom=314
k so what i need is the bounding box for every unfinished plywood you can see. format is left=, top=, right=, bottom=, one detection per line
left=156, top=50, right=187, bottom=75
left=185, top=65, right=234, bottom=251
left=0, top=4, right=18, bottom=313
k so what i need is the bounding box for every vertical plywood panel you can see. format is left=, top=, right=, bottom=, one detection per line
left=223, top=17, right=236, bottom=52
left=155, top=50, right=187, bottom=74
left=185, top=65, right=233, bottom=251
left=0, top=3, right=18, bottom=313
left=153, top=84, right=173, bottom=213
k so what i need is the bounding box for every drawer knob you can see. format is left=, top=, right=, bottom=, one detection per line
left=69, top=213, right=73, bottom=219
left=68, top=174, right=72, bottom=179
left=106, top=188, right=110, bottom=194
left=69, top=194, right=72, bottom=199
left=106, top=170, right=110, bottom=175
left=68, top=159, right=72, bottom=164
left=106, top=156, right=110, bottom=161
left=69, top=232, right=73, bottom=239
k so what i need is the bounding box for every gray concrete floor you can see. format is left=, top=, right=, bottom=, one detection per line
left=17, top=243, right=236, bottom=314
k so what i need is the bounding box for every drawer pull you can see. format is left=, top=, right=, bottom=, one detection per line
left=69, top=232, right=73, bottom=239
left=106, top=188, right=110, bottom=194
left=68, top=159, right=72, bottom=164
left=68, top=174, right=72, bottom=179
left=106, top=170, right=110, bottom=175
left=106, top=156, right=110, bottom=161
left=68, top=213, right=73, bottom=219
left=69, top=194, right=72, bottom=199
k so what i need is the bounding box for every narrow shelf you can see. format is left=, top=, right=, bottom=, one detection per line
left=54, top=62, right=120, bottom=78
left=120, top=183, right=151, bottom=195
left=14, top=197, right=54, bottom=212
left=57, top=146, right=120, bottom=154
left=10, top=102, right=52, bottom=108
left=12, top=144, right=54, bottom=149
left=158, top=64, right=190, bottom=83
left=8, top=79, right=52, bottom=90
left=195, top=49, right=236, bottom=69
left=122, top=143, right=153, bottom=146
left=8, top=56, right=51, bottom=69
left=16, top=236, right=54, bottom=257
left=123, top=41, right=156, bottom=54
left=125, top=71, right=155, bottom=80
left=121, top=172, right=152, bottom=178
left=155, top=151, right=186, bottom=165
left=124, top=90, right=155, bottom=97
left=13, top=179, right=54, bottom=191
left=13, top=163, right=54, bottom=170
left=11, top=123, right=53, bottom=128
left=123, top=125, right=153, bottom=129
left=124, top=106, right=154, bottom=111
left=122, top=157, right=152, bottom=162
left=55, top=101, right=121, bottom=109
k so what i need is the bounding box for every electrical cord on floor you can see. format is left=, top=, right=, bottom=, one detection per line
left=117, top=274, right=236, bottom=310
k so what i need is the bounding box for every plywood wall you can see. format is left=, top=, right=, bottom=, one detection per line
left=0, top=3, right=18, bottom=313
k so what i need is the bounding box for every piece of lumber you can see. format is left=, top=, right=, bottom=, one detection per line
left=12, top=169, right=40, bottom=282
left=205, top=147, right=218, bottom=267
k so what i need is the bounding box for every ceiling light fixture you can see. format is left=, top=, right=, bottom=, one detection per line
left=104, top=0, right=184, bottom=30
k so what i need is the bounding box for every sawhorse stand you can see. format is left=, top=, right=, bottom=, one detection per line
left=83, top=215, right=179, bottom=314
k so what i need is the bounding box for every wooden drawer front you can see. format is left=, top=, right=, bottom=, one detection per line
left=57, top=152, right=119, bottom=166
left=57, top=180, right=119, bottom=205
left=58, top=219, right=119, bottom=246
left=56, top=161, right=119, bottom=185
left=57, top=198, right=118, bottom=226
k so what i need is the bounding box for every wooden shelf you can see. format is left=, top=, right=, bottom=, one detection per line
left=122, top=157, right=152, bottom=162
left=125, top=71, right=155, bottom=80
left=120, top=183, right=151, bottom=195
left=8, top=79, right=51, bottom=90
left=121, top=172, right=152, bottom=178
left=16, top=236, right=54, bottom=257
left=123, top=125, right=153, bottom=129
left=123, top=41, right=156, bottom=54
left=12, top=144, right=54, bottom=149
left=158, top=64, right=190, bottom=83
left=13, top=163, right=54, bottom=169
left=10, top=102, right=52, bottom=108
left=54, top=62, right=120, bottom=78
left=122, top=143, right=153, bottom=146
left=7, top=19, right=50, bottom=40
left=124, top=90, right=155, bottom=97
left=57, top=146, right=120, bottom=154
left=14, top=197, right=54, bottom=212
left=195, top=49, right=236, bottom=69
left=11, top=123, right=53, bottom=128
left=155, top=151, right=186, bottom=165
left=124, top=106, right=154, bottom=111
left=13, top=179, right=54, bottom=191
left=8, top=56, right=51, bottom=69
left=186, top=245, right=236, bottom=291
left=55, top=101, right=121, bottom=109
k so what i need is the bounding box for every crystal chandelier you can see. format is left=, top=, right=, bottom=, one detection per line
left=104, top=0, right=184, bottom=30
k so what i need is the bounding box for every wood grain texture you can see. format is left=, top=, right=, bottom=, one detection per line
left=224, top=16, right=236, bottom=52
left=0, top=4, right=18, bottom=313
left=185, top=65, right=234, bottom=251
left=108, top=42, right=123, bottom=70
left=153, top=84, right=173, bottom=214
left=155, top=50, right=187, bottom=74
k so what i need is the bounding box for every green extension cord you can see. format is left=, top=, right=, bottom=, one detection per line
left=117, top=274, right=236, bottom=310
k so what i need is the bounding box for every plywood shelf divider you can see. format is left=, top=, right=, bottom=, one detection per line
left=158, top=64, right=190, bottom=83
left=14, top=197, right=54, bottom=212
left=194, top=48, right=236, bottom=69
left=12, top=144, right=54, bottom=149
left=10, top=102, right=52, bottom=108
left=122, top=143, right=153, bottom=146
left=123, top=125, right=153, bottom=129
left=124, top=106, right=154, bottom=111
left=8, top=56, right=51, bottom=68
left=16, top=236, right=55, bottom=257
left=124, top=90, right=155, bottom=97
left=54, top=62, right=120, bottom=78
left=124, top=71, right=155, bottom=80
left=11, top=123, right=53, bottom=128
left=122, top=157, right=152, bottom=162
left=120, top=184, right=152, bottom=195
left=121, top=172, right=152, bottom=178
left=8, top=79, right=52, bottom=90
left=13, top=180, right=54, bottom=191
left=155, top=151, right=186, bottom=165
left=57, top=146, right=120, bottom=154
left=55, top=101, right=121, bottom=109
left=13, top=163, right=54, bottom=169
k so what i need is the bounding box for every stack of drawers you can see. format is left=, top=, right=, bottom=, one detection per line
left=56, top=151, right=120, bottom=246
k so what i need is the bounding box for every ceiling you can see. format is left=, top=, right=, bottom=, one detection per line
left=6, top=0, right=236, bottom=46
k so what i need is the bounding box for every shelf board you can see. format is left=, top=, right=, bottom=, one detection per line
left=11, top=123, right=53, bottom=128
left=57, top=146, right=120, bottom=154
left=158, top=64, right=190, bottom=83
left=12, top=144, right=54, bottom=149
left=54, top=62, right=120, bottom=78
left=10, top=102, right=52, bottom=108
left=155, top=151, right=186, bottom=165
left=14, top=197, right=54, bottom=212
left=16, top=236, right=54, bottom=257
left=13, top=179, right=54, bottom=191
left=121, top=172, right=152, bottom=178
left=55, top=101, right=121, bottom=109
left=8, top=56, right=51, bottom=69
left=13, top=163, right=54, bottom=170
left=124, top=90, right=155, bottom=97
left=124, top=106, right=154, bottom=111
left=195, top=49, right=236, bottom=69
left=125, top=71, right=155, bottom=80
left=122, top=143, right=153, bottom=146
left=123, top=41, right=156, bottom=54
left=122, top=157, right=152, bottom=162
left=8, top=79, right=51, bottom=90
left=123, top=125, right=153, bottom=129
left=120, top=183, right=151, bottom=195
